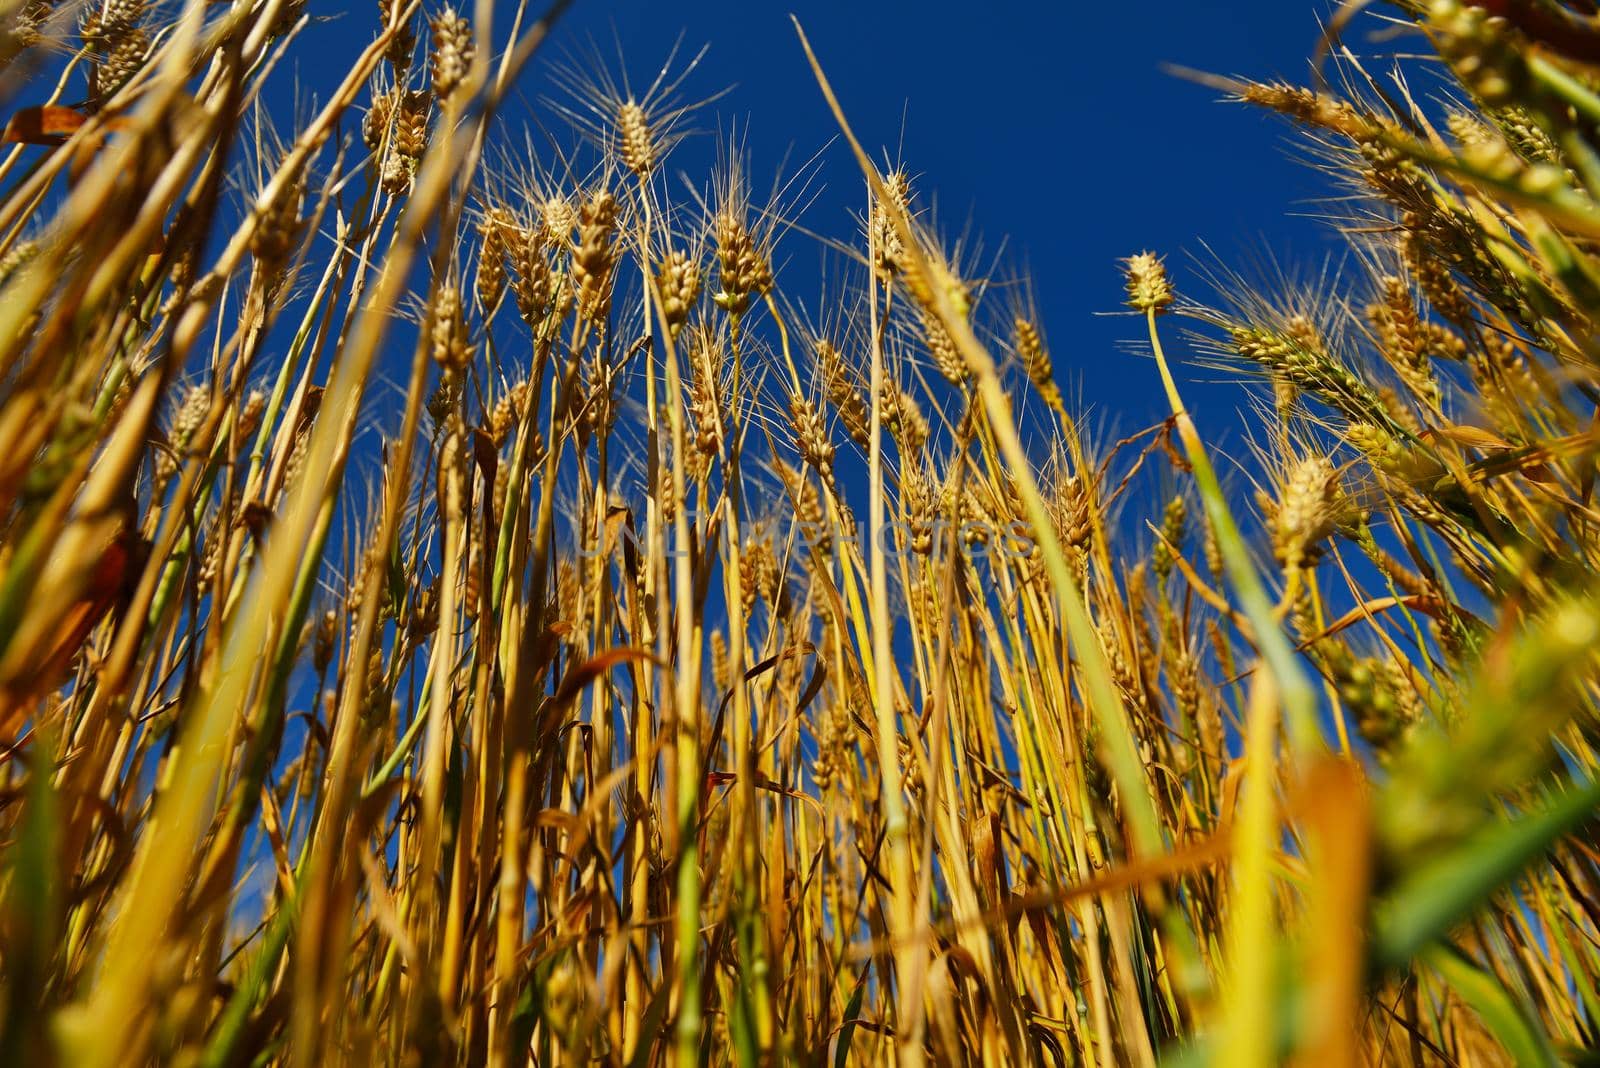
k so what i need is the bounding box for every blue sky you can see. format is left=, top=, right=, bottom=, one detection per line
left=528, top=0, right=1341, bottom=432
left=275, top=1, right=1344, bottom=437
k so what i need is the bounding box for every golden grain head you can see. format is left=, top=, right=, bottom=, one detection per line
left=617, top=99, right=655, bottom=176
left=1123, top=251, right=1174, bottom=314
left=429, top=6, right=474, bottom=102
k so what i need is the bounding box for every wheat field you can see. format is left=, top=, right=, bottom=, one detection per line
left=1, top=1, right=1599, bottom=1065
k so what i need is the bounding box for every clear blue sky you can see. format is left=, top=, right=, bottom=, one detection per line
left=281, top=2, right=1342, bottom=436
left=532, top=0, right=1340, bottom=431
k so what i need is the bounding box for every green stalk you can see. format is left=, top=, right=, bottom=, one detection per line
left=1143, top=307, right=1321, bottom=757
